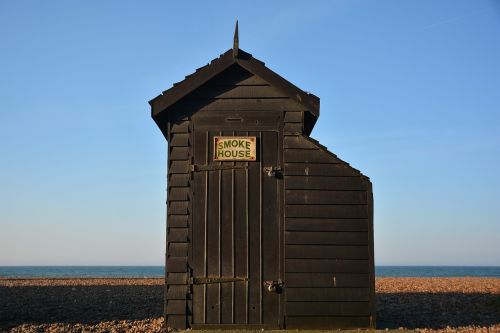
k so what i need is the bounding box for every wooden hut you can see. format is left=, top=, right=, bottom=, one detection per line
left=149, top=26, right=375, bottom=330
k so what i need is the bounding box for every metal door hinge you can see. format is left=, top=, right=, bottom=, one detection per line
left=191, top=164, right=248, bottom=172
left=188, top=276, right=248, bottom=285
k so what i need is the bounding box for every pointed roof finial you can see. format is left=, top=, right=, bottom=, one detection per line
left=233, top=20, right=239, bottom=58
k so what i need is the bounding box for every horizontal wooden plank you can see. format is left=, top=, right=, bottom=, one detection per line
left=286, top=218, right=368, bottom=232
left=170, top=147, right=189, bottom=160
left=286, top=205, right=368, bottom=219
left=192, top=110, right=281, bottom=129
left=284, top=163, right=359, bottom=177
left=189, top=85, right=289, bottom=99
left=285, top=149, right=339, bottom=163
left=285, top=176, right=368, bottom=191
left=168, top=215, right=188, bottom=228
left=169, top=160, right=190, bottom=174
left=284, top=123, right=302, bottom=133
left=284, top=111, right=303, bottom=123
left=167, top=273, right=188, bottom=284
left=168, top=228, right=188, bottom=242
left=168, top=243, right=188, bottom=257
left=285, top=316, right=371, bottom=329
left=171, top=122, right=189, bottom=133
left=166, top=257, right=188, bottom=272
left=166, top=300, right=188, bottom=314
left=169, top=174, right=190, bottom=187
left=166, top=285, right=189, bottom=299
left=285, top=259, right=369, bottom=273
left=169, top=188, right=189, bottom=201
left=286, top=245, right=368, bottom=259
left=169, top=201, right=189, bottom=215
left=166, top=315, right=187, bottom=329
left=169, top=98, right=303, bottom=113
left=286, top=190, right=367, bottom=204
left=170, top=133, right=190, bottom=147
left=286, top=287, right=370, bottom=302
left=286, top=273, right=370, bottom=287
left=286, top=231, right=368, bottom=245
left=286, top=301, right=371, bottom=316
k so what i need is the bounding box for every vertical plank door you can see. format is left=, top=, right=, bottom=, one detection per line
left=191, top=130, right=281, bottom=328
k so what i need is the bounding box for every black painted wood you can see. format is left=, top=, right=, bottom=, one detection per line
left=167, top=273, right=188, bottom=284
left=285, top=218, right=368, bottom=231
left=285, top=204, right=368, bottom=219
left=284, top=163, right=359, bottom=177
left=285, top=259, right=369, bottom=273
left=171, top=133, right=190, bottom=146
left=167, top=285, right=189, bottom=299
left=286, top=245, right=369, bottom=259
left=286, top=301, right=371, bottom=316
left=286, top=287, right=370, bottom=301
left=286, top=316, right=371, bottom=329
left=168, top=228, right=188, bottom=242
left=152, top=42, right=374, bottom=330
left=169, top=160, right=190, bottom=174
left=286, top=190, right=367, bottom=204
left=169, top=174, right=190, bottom=187
left=190, top=128, right=281, bottom=327
left=285, top=176, right=369, bottom=191
left=168, top=243, right=189, bottom=257
left=284, top=149, right=340, bottom=163
left=168, top=215, right=188, bottom=228
left=286, top=273, right=370, bottom=287
left=285, top=231, right=368, bottom=245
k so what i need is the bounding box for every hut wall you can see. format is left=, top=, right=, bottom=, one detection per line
left=165, top=118, right=192, bottom=329
left=282, top=133, right=375, bottom=329
left=163, top=64, right=374, bottom=329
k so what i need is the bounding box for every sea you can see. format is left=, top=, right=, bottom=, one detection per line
left=0, top=266, right=499, bottom=278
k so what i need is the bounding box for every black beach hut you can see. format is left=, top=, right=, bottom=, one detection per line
left=149, top=26, right=375, bottom=330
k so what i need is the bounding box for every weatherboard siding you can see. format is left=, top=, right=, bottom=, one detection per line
left=155, top=49, right=374, bottom=329
left=166, top=119, right=192, bottom=329
left=283, top=134, right=375, bottom=328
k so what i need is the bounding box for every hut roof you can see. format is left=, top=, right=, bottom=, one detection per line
left=149, top=47, right=320, bottom=133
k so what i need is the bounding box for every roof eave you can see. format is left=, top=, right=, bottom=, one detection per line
left=149, top=49, right=236, bottom=117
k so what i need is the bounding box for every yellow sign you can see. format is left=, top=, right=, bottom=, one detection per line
left=214, top=136, right=256, bottom=161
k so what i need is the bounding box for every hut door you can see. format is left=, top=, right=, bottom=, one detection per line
left=191, top=130, right=281, bottom=328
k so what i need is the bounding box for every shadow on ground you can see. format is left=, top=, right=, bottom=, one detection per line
left=377, top=292, right=500, bottom=329
left=1, top=285, right=499, bottom=330
left=0, top=285, right=163, bottom=329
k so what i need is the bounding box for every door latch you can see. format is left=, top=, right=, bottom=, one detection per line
left=263, top=166, right=282, bottom=177
left=264, top=279, right=284, bottom=293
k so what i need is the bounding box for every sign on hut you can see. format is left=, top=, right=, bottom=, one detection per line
left=149, top=23, right=375, bottom=330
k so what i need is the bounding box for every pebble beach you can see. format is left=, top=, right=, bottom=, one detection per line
left=0, top=277, right=498, bottom=333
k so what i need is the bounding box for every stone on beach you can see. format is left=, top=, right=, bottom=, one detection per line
left=0, top=277, right=499, bottom=333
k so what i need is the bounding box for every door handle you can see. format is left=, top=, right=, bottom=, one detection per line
left=264, top=279, right=283, bottom=293
left=263, top=166, right=282, bottom=177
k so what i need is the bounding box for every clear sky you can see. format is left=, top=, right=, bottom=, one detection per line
left=1, top=0, right=499, bottom=266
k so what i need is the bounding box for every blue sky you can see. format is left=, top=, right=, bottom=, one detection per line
left=1, top=0, right=499, bottom=265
